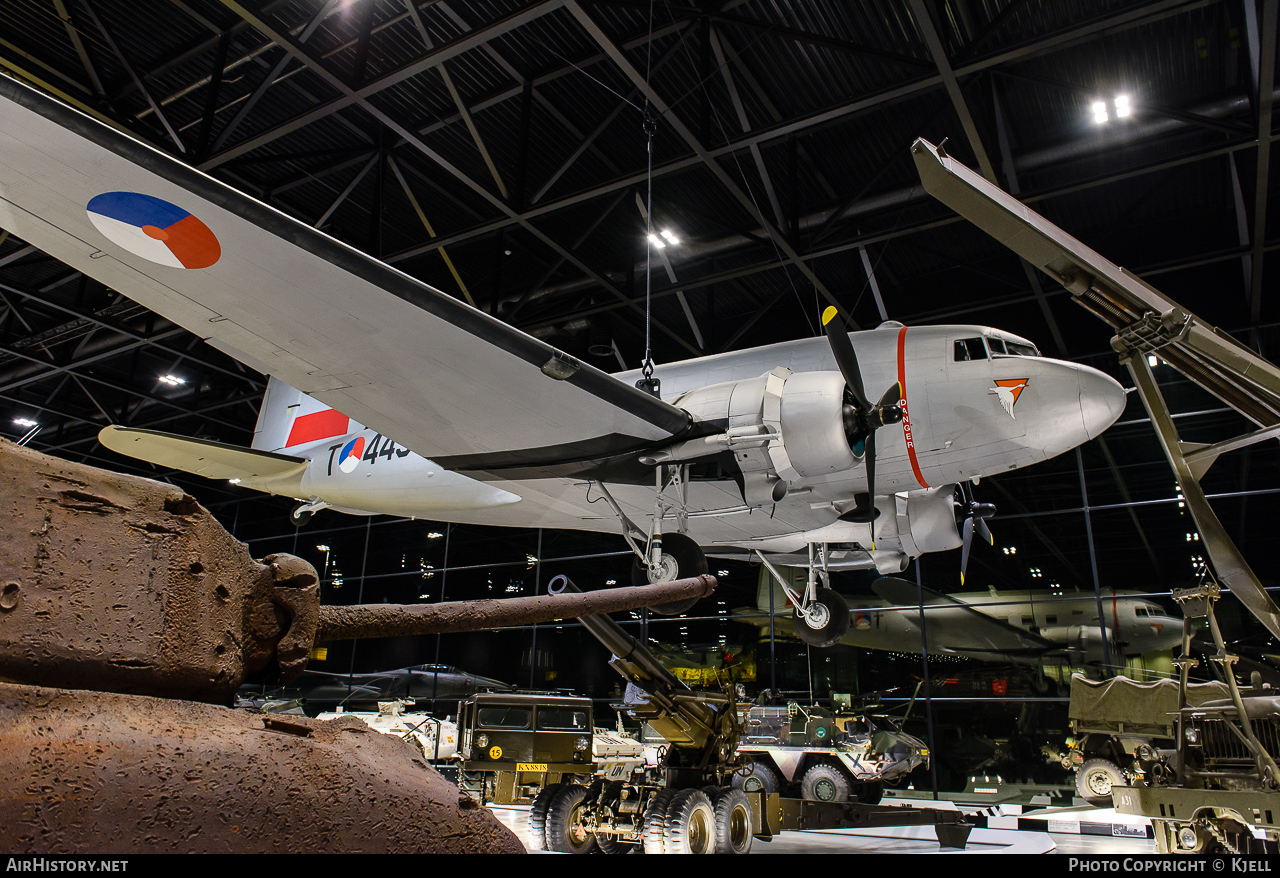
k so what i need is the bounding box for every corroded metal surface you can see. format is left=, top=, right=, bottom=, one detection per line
left=0, top=682, right=524, bottom=854
left=316, top=575, right=718, bottom=641
left=0, top=439, right=318, bottom=703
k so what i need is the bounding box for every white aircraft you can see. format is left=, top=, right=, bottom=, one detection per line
left=0, top=75, right=1126, bottom=646
left=740, top=573, right=1183, bottom=667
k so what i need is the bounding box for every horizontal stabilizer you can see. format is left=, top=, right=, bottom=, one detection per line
left=100, top=425, right=307, bottom=482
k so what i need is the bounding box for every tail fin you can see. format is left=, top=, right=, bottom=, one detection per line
left=252, top=376, right=355, bottom=453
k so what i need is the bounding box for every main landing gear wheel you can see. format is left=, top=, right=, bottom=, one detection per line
left=1076, top=758, right=1125, bottom=807
left=630, top=532, right=708, bottom=616
left=791, top=587, right=850, bottom=647
left=289, top=503, right=313, bottom=527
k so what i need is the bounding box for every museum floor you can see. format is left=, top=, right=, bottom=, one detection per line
left=489, top=801, right=1158, bottom=855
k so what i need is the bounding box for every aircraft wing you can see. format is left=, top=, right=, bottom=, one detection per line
left=912, top=137, right=1280, bottom=429
left=871, top=577, right=1058, bottom=657
left=0, top=76, right=694, bottom=471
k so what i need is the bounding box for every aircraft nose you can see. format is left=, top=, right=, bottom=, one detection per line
left=1079, top=366, right=1127, bottom=439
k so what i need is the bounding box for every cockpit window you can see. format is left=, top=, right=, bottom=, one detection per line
left=953, top=338, right=988, bottom=361
left=1135, top=607, right=1150, bottom=617
left=1006, top=340, right=1040, bottom=357
left=987, top=337, right=1007, bottom=355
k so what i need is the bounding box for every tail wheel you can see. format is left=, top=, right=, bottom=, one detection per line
left=792, top=587, right=851, bottom=648
left=289, top=504, right=313, bottom=527
left=630, top=532, right=707, bottom=616
left=642, top=789, right=677, bottom=855
left=1076, top=758, right=1124, bottom=807
left=708, top=788, right=754, bottom=855
left=527, top=783, right=563, bottom=851
left=544, top=784, right=598, bottom=854
left=801, top=762, right=852, bottom=803
left=664, top=789, right=715, bottom=854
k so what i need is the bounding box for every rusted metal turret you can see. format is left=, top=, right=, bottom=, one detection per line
left=0, top=439, right=716, bottom=854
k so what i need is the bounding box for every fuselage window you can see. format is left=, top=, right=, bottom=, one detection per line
left=953, top=338, right=988, bottom=361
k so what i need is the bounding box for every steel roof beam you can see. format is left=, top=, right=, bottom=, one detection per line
left=1249, top=0, right=1277, bottom=324
left=218, top=0, right=701, bottom=356
left=564, top=0, right=851, bottom=327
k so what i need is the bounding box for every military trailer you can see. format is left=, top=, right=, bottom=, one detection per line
left=733, top=702, right=929, bottom=804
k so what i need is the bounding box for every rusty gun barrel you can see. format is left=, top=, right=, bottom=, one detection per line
left=315, top=576, right=717, bottom=641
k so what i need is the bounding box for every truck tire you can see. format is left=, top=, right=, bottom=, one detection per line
left=643, top=789, right=677, bottom=854
left=664, top=789, right=715, bottom=854
left=544, top=784, right=598, bottom=854
left=1077, top=758, right=1125, bottom=807
left=731, top=760, right=781, bottom=794
left=527, top=783, right=563, bottom=851
left=801, top=762, right=851, bottom=803
left=709, top=788, right=753, bottom=855
left=856, top=781, right=883, bottom=805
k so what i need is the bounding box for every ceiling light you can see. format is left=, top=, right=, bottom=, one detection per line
left=1148, top=354, right=1159, bottom=367
left=1091, top=101, right=1108, bottom=124
left=1114, top=95, right=1131, bottom=118
left=228, top=478, right=241, bottom=485
left=647, top=233, right=666, bottom=249
left=13, top=417, right=37, bottom=427
left=660, top=229, right=679, bottom=245
left=159, top=374, right=185, bottom=386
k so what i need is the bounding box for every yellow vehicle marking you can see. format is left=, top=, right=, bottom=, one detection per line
left=488, top=745, right=503, bottom=759
left=517, top=763, right=548, bottom=772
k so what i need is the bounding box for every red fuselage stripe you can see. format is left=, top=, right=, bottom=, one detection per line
left=897, top=326, right=930, bottom=489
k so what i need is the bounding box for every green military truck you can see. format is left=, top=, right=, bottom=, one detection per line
left=1067, top=673, right=1229, bottom=806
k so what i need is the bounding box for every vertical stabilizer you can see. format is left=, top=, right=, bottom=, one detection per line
left=252, top=376, right=354, bottom=453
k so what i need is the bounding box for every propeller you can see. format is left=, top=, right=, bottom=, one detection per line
left=956, top=481, right=996, bottom=585
left=821, top=307, right=903, bottom=534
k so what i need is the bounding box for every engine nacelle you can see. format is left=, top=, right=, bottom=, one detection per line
left=674, top=368, right=858, bottom=490
left=893, top=487, right=964, bottom=557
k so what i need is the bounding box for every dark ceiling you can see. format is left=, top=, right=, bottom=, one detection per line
left=0, top=0, right=1276, bottom=525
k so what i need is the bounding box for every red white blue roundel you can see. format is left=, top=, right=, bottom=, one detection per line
left=86, top=192, right=221, bottom=269
left=338, top=437, right=365, bottom=473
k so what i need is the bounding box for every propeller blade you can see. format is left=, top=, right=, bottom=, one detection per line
left=822, top=306, right=869, bottom=408
left=976, top=517, right=994, bottom=546
left=865, top=430, right=876, bottom=542
left=960, top=516, right=974, bottom=586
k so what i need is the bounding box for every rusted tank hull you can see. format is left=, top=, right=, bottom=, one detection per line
left=0, top=682, right=524, bottom=854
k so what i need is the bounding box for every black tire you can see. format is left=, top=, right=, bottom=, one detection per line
left=1076, top=758, right=1124, bottom=807
left=630, top=532, right=707, bottom=616
left=595, top=833, right=633, bottom=855
left=731, top=760, right=781, bottom=795
left=642, top=789, right=677, bottom=854
left=709, top=788, right=753, bottom=855
left=801, top=762, right=852, bottom=803
left=289, top=505, right=313, bottom=527
left=527, top=783, right=562, bottom=851
left=544, top=784, right=598, bottom=854
left=791, top=587, right=850, bottom=648
left=664, top=789, right=716, bottom=854
left=856, top=781, right=884, bottom=805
